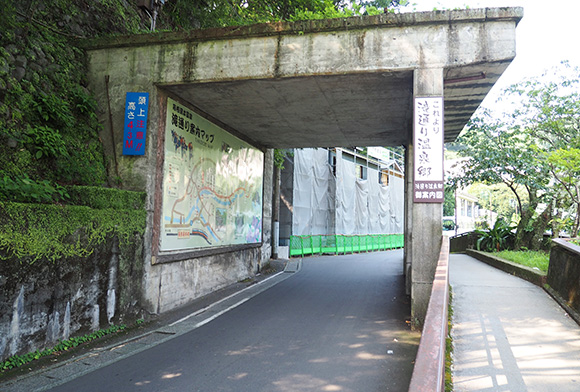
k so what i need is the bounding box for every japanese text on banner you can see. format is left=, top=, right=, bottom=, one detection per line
left=413, top=97, right=444, bottom=203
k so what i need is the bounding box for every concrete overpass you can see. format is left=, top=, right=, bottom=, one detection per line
left=84, top=7, right=522, bottom=324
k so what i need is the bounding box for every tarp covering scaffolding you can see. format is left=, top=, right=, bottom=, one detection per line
left=292, top=149, right=335, bottom=235
left=291, top=148, right=404, bottom=237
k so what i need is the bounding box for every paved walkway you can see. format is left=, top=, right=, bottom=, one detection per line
left=449, top=253, right=580, bottom=392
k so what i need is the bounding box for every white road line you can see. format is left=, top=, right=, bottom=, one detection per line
left=168, top=271, right=285, bottom=327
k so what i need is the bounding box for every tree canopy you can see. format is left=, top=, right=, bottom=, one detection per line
left=163, top=0, right=408, bottom=29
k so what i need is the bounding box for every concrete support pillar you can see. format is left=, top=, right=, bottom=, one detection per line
left=272, top=163, right=281, bottom=260
left=404, top=144, right=412, bottom=295
left=405, top=67, right=444, bottom=326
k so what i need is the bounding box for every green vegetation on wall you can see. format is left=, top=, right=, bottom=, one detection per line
left=1, top=9, right=102, bottom=196
left=162, top=0, right=404, bottom=30
left=0, top=1, right=153, bottom=263
left=0, top=187, right=146, bottom=263
left=0, top=0, right=410, bottom=264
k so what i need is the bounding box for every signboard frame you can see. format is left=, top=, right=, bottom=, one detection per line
left=159, top=97, right=265, bottom=252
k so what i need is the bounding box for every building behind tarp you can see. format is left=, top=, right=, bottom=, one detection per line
left=280, top=148, right=404, bottom=245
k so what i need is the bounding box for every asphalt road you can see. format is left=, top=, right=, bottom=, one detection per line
left=47, top=250, right=418, bottom=392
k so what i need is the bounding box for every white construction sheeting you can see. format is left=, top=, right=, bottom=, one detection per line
left=336, top=154, right=356, bottom=235
left=292, top=149, right=335, bottom=236
left=293, top=148, right=404, bottom=236
left=389, top=175, right=404, bottom=233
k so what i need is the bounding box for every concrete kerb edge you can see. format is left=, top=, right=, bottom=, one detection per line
left=283, top=258, right=302, bottom=273
left=465, top=249, right=546, bottom=287
left=1, top=270, right=295, bottom=392
left=465, top=249, right=580, bottom=327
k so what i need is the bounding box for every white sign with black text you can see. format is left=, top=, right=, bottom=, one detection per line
left=413, top=96, right=444, bottom=203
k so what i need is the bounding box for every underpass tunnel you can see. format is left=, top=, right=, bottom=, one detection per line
left=84, top=8, right=522, bottom=323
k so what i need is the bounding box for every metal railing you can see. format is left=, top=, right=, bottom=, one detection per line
left=289, top=234, right=404, bottom=257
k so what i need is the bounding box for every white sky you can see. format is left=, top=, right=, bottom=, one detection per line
left=401, top=0, right=580, bottom=109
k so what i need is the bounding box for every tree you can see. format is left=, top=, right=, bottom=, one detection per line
left=510, top=62, right=580, bottom=237
left=449, top=63, right=580, bottom=248
left=467, top=182, right=522, bottom=224
left=443, top=184, right=455, bottom=217
left=449, top=111, right=551, bottom=250
left=547, top=148, right=580, bottom=236
left=164, top=0, right=407, bottom=29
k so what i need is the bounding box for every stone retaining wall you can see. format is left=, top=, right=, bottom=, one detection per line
left=0, top=234, right=144, bottom=362
left=449, top=232, right=479, bottom=253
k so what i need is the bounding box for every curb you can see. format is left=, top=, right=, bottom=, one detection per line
left=465, top=249, right=546, bottom=287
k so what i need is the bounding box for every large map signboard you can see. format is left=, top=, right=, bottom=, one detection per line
left=161, top=98, right=264, bottom=251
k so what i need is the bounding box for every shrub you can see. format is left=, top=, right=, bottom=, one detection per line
left=475, top=218, right=514, bottom=252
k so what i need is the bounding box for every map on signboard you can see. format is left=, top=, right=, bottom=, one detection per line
left=161, top=98, right=264, bottom=251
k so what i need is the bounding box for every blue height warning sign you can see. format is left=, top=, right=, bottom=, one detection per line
left=122, top=92, right=149, bottom=155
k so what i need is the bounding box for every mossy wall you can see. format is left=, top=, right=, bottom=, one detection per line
left=0, top=233, right=145, bottom=362
left=0, top=188, right=146, bottom=362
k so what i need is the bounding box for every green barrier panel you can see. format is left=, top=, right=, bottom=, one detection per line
left=338, top=235, right=346, bottom=254
left=289, top=234, right=405, bottom=257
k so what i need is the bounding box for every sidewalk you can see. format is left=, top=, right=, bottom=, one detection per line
left=449, top=253, right=580, bottom=392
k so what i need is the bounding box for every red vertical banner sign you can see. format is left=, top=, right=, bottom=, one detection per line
left=123, top=92, right=149, bottom=155
left=413, top=96, right=444, bottom=203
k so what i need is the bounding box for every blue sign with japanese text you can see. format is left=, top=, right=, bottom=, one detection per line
left=122, top=92, right=149, bottom=155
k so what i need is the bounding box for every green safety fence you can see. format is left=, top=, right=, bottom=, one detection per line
left=289, top=234, right=404, bottom=257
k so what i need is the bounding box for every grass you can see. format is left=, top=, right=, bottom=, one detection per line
left=1, top=324, right=127, bottom=372
left=445, top=285, right=454, bottom=392
left=494, top=250, right=550, bottom=273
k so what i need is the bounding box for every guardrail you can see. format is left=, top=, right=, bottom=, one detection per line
left=547, top=238, right=580, bottom=325
left=449, top=231, right=479, bottom=253
left=289, top=234, right=404, bottom=257
left=408, top=236, right=450, bottom=392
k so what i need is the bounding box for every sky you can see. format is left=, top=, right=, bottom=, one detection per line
left=400, top=0, right=580, bottom=110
